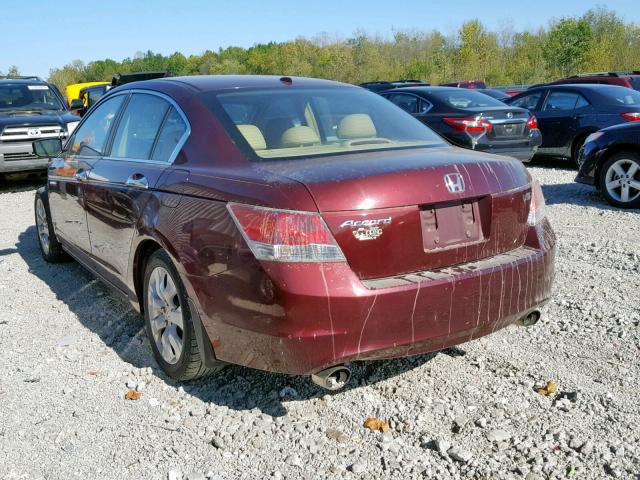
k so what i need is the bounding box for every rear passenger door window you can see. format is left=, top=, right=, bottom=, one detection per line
left=543, top=91, right=583, bottom=111
left=509, top=92, right=542, bottom=111
left=386, top=93, right=431, bottom=115
left=110, top=93, right=170, bottom=160
left=387, top=93, right=419, bottom=114
left=151, top=108, right=188, bottom=162
left=574, top=94, right=590, bottom=109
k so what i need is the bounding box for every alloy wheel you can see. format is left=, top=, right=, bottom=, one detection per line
left=604, top=158, right=640, bottom=204
left=35, top=197, right=50, bottom=255
left=147, top=266, right=184, bottom=364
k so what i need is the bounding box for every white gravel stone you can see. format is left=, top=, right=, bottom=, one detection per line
left=447, top=446, right=473, bottom=463
left=487, top=429, right=512, bottom=443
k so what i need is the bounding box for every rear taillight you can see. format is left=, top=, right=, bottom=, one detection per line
left=526, top=115, right=538, bottom=130
left=527, top=180, right=546, bottom=226
left=443, top=117, right=492, bottom=133
left=227, top=203, right=346, bottom=262
left=621, top=112, right=640, bottom=122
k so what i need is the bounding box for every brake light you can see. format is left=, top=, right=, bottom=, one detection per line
left=227, top=203, right=346, bottom=262
left=527, top=180, right=546, bottom=226
left=621, top=112, right=640, bottom=122
left=526, top=115, right=538, bottom=130
left=443, top=117, right=492, bottom=133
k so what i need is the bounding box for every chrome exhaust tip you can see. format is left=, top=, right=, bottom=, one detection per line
left=310, top=365, right=351, bottom=391
left=517, top=310, right=541, bottom=327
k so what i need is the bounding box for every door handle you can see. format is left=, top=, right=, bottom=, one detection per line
left=74, top=169, right=89, bottom=181
left=126, top=174, right=149, bottom=189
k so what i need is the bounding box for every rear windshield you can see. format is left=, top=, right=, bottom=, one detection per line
left=598, top=86, right=640, bottom=106
left=430, top=89, right=505, bottom=108
left=0, top=84, right=65, bottom=112
left=203, top=87, right=446, bottom=161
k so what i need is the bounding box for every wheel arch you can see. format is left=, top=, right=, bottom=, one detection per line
left=571, top=129, right=598, bottom=158
left=594, top=144, right=640, bottom=188
left=132, top=238, right=163, bottom=314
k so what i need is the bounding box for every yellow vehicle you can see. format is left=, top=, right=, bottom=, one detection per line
left=65, top=81, right=109, bottom=106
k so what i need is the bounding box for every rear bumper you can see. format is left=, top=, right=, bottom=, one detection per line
left=0, top=142, right=48, bottom=173
left=192, top=219, right=556, bottom=375
left=474, top=130, right=542, bottom=162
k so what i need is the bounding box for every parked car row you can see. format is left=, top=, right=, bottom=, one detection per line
left=31, top=75, right=556, bottom=388
left=362, top=73, right=640, bottom=206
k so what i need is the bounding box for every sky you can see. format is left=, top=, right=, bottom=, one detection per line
left=2, top=0, right=639, bottom=78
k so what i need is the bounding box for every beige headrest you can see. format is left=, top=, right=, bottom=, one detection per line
left=337, top=114, right=377, bottom=139
left=281, top=126, right=320, bottom=147
left=237, top=124, right=266, bottom=151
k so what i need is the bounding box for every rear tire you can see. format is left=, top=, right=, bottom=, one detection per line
left=143, top=250, right=222, bottom=381
left=598, top=152, right=640, bottom=208
left=34, top=188, right=69, bottom=262
left=571, top=135, right=589, bottom=168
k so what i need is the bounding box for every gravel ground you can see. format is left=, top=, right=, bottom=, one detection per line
left=0, top=161, right=638, bottom=480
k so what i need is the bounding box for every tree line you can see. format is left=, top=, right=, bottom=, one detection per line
left=4, top=7, right=639, bottom=92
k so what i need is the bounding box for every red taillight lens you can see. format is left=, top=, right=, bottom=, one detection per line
left=443, top=117, right=492, bottom=133
left=527, top=180, right=546, bottom=226
left=526, top=115, right=538, bottom=130
left=621, top=112, right=640, bottom=122
left=227, top=203, right=346, bottom=262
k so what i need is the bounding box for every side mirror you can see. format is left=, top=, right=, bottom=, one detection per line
left=33, top=138, right=63, bottom=158
left=69, top=98, right=86, bottom=116
left=69, top=98, right=84, bottom=110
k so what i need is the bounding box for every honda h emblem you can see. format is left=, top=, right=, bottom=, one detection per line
left=444, top=173, right=465, bottom=193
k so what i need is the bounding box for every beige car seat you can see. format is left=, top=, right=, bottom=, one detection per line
left=237, top=124, right=267, bottom=151
left=280, top=126, right=320, bottom=148
left=337, top=114, right=377, bottom=140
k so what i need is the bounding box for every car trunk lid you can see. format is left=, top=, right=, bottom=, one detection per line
left=257, top=147, right=532, bottom=279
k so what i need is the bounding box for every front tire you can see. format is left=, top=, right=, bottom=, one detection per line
left=143, top=250, right=221, bottom=381
left=34, top=188, right=69, bottom=262
left=598, top=152, right=640, bottom=208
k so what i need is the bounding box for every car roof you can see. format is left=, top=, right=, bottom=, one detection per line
left=528, top=83, right=630, bottom=92
left=381, top=86, right=473, bottom=94
left=118, top=75, right=352, bottom=93
left=0, top=78, right=50, bottom=86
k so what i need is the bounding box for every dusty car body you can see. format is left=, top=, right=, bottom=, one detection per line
left=33, top=75, right=556, bottom=387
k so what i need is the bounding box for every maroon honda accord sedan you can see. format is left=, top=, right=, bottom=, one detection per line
left=32, top=75, right=555, bottom=389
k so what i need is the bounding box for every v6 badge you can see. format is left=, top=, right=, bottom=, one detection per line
left=353, top=226, right=383, bottom=241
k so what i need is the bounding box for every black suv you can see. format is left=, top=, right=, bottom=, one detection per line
left=0, top=76, right=80, bottom=176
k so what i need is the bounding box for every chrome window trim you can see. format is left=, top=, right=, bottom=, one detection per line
left=104, top=89, right=191, bottom=165
left=66, top=89, right=191, bottom=166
